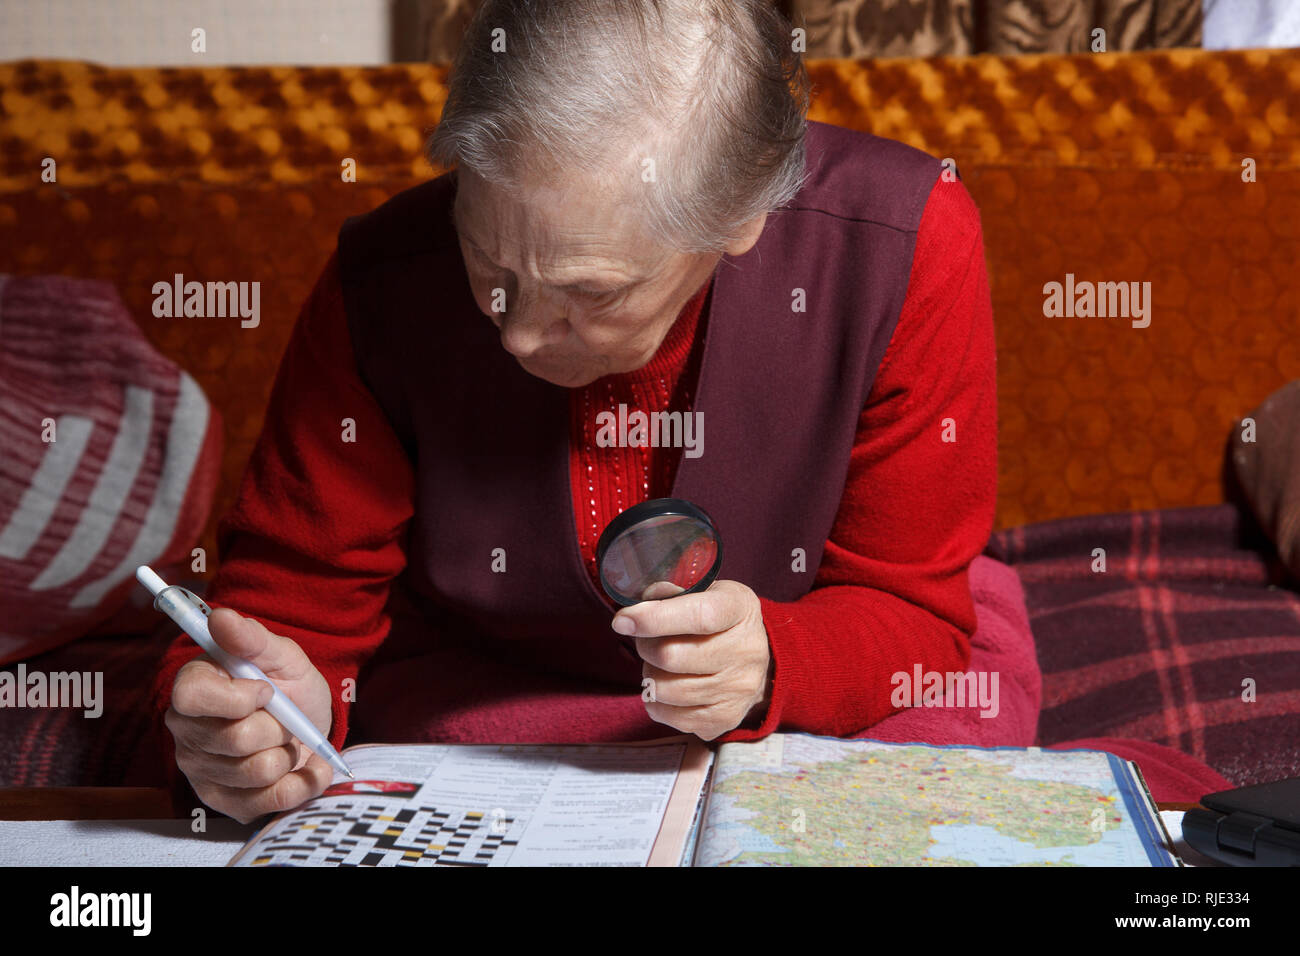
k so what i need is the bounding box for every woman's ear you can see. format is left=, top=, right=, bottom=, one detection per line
left=723, top=212, right=768, bottom=257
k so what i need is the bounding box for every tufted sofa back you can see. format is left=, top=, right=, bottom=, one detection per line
left=0, top=50, right=1296, bottom=564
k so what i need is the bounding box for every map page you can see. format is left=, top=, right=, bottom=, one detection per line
left=695, top=734, right=1177, bottom=867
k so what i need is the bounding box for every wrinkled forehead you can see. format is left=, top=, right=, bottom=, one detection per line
left=453, top=164, right=660, bottom=267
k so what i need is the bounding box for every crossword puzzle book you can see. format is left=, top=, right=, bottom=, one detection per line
left=226, top=734, right=1177, bottom=866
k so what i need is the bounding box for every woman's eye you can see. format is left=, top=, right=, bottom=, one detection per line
left=574, top=287, right=621, bottom=303
left=465, top=245, right=496, bottom=270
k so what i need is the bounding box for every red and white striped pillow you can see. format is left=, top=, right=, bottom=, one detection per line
left=0, top=274, right=222, bottom=664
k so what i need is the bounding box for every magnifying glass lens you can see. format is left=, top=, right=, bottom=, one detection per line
left=596, top=499, right=722, bottom=606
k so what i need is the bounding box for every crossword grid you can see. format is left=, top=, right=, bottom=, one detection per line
left=249, top=801, right=520, bottom=867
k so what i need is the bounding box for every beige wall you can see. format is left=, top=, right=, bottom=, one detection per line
left=0, top=0, right=416, bottom=65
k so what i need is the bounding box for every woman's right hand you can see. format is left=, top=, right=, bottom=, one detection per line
left=164, top=608, right=336, bottom=825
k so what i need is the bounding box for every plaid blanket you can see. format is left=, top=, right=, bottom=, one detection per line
left=3, top=504, right=1294, bottom=791
left=0, top=617, right=175, bottom=788
left=987, top=504, right=1300, bottom=787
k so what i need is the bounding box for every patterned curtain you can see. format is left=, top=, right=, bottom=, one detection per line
left=789, top=0, right=1201, bottom=57
left=417, top=0, right=1200, bottom=62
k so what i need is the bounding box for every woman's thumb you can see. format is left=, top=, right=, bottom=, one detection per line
left=206, top=607, right=303, bottom=678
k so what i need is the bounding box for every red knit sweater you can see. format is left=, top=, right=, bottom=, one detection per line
left=152, top=174, right=995, bottom=786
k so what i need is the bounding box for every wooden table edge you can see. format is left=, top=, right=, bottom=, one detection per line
left=0, top=787, right=174, bottom=821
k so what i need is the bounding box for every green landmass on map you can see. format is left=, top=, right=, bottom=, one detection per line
left=711, top=746, right=1121, bottom=866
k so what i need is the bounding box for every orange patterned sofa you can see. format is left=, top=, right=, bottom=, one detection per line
left=2, top=50, right=1297, bottom=545
left=1, top=49, right=1298, bottom=789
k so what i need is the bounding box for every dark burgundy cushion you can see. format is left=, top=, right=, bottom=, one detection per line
left=1232, top=379, right=1300, bottom=582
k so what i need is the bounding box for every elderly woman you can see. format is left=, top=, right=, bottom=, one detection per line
left=155, top=0, right=1009, bottom=824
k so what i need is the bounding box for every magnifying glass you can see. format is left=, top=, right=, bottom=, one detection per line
left=596, top=497, right=723, bottom=607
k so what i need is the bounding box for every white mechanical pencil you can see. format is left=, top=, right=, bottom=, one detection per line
left=136, top=565, right=354, bottom=780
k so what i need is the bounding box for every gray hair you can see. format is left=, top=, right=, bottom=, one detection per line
left=426, top=0, right=811, bottom=254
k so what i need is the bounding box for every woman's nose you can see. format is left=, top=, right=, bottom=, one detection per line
left=497, top=297, right=568, bottom=358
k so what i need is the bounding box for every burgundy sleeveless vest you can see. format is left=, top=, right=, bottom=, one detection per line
left=337, top=121, right=941, bottom=725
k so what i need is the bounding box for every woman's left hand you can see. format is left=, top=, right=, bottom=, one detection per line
left=612, top=579, right=773, bottom=741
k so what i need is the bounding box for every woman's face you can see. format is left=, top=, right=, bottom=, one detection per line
left=452, top=165, right=728, bottom=388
